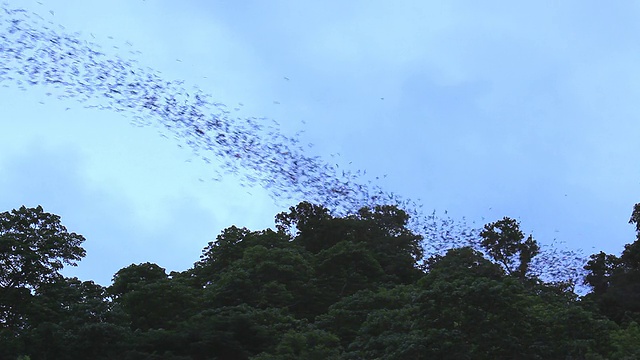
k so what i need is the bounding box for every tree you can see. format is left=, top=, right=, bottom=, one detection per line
left=316, top=285, right=421, bottom=354
left=585, top=251, right=621, bottom=296
left=351, top=205, right=424, bottom=282
left=191, top=227, right=291, bottom=287
left=0, top=202, right=629, bottom=358
left=275, top=202, right=332, bottom=239
left=275, top=202, right=338, bottom=254
left=479, top=217, right=539, bottom=280
left=609, top=322, right=640, bottom=359
left=313, top=241, right=385, bottom=308
left=0, top=206, right=86, bottom=290
left=110, top=262, right=168, bottom=299
left=584, top=203, right=640, bottom=324
left=110, top=263, right=200, bottom=331
left=0, top=205, right=86, bottom=335
left=24, top=277, right=129, bottom=360
left=252, top=326, right=343, bottom=360
left=204, top=244, right=316, bottom=319
left=177, top=305, right=300, bottom=360
left=276, top=203, right=423, bottom=283
left=316, top=247, right=610, bottom=359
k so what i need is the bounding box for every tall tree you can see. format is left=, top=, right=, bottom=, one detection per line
left=479, top=217, right=539, bottom=280
left=0, top=205, right=85, bottom=335
left=0, top=206, right=86, bottom=290
left=584, top=203, right=640, bottom=324
left=192, top=227, right=291, bottom=287
left=110, top=263, right=200, bottom=331
left=25, top=277, right=129, bottom=360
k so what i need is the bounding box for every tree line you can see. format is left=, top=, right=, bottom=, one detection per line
left=1, top=202, right=640, bottom=359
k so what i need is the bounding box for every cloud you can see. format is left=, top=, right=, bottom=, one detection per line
left=0, top=142, right=230, bottom=285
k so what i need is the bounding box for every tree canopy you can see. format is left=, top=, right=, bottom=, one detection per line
left=0, top=205, right=86, bottom=349
left=0, top=205, right=85, bottom=290
left=3, top=202, right=640, bottom=359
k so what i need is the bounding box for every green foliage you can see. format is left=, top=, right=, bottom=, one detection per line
left=584, top=203, right=640, bottom=325
left=30, top=277, right=112, bottom=328
left=585, top=251, right=622, bottom=296
left=110, top=262, right=168, bottom=298
left=351, top=205, right=424, bottom=281
left=276, top=202, right=424, bottom=284
left=479, top=217, right=540, bottom=280
left=0, top=205, right=87, bottom=358
left=274, top=201, right=332, bottom=241
left=5, top=202, right=640, bottom=358
left=110, top=264, right=201, bottom=331
left=176, top=305, right=299, bottom=359
left=192, top=227, right=291, bottom=287
left=324, top=247, right=613, bottom=359
left=252, top=327, right=343, bottom=360
left=609, top=322, right=640, bottom=359
left=0, top=206, right=86, bottom=290
left=418, top=248, right=533, bottom=358
left=23, top=277, right=129, bottom=359
left=319, top=285, right=423, bottom=359
left=314, top=241, right=384, bottom=300
left=207, top=244, right=314, bottom=315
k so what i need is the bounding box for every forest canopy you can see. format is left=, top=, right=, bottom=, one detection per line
left=1, top=202, right=640, bottom=359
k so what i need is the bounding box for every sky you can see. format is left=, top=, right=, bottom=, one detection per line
left=1, top=0, right=639, bottom=287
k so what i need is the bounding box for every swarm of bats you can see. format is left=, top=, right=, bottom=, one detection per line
left=0, top=1, right=586, bottom=289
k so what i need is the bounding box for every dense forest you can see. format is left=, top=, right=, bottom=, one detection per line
left=2, top=202, right=640, bottom=359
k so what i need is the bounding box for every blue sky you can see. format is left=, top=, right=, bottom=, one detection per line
left=1, top=0, right=639, bottom=286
